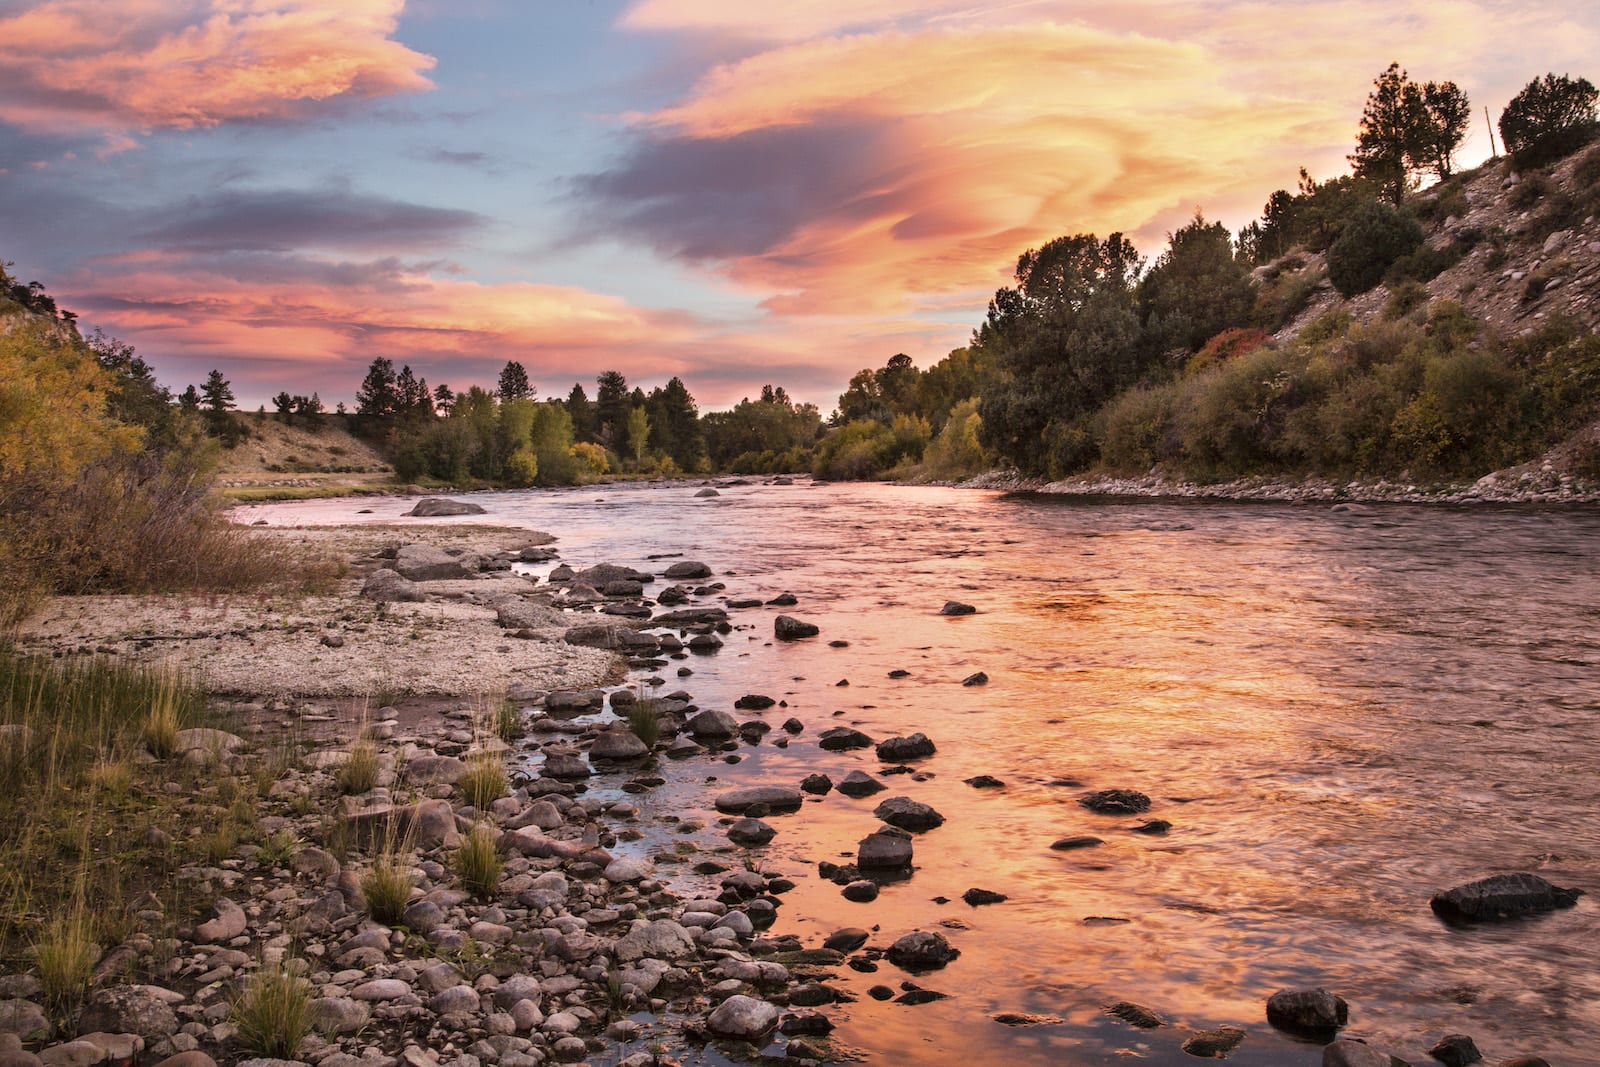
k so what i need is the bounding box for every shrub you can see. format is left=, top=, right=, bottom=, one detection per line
left=1327, top=201, right=1424, bottom=296
left=451, top=823, right=503, bottom=901
left=918, top=398, right=991, bottom=480
left=1186, top=327, right=1268, bottom=377
left=232, top=958, right=312, bottom=1059
left=1500, top=73, right=1600, bottom=169
left=1098, top=382, right=1183, bottom=472
left=1509, top=173, right=1551, bottom=209
left=1384, top=280, right=1432, bottom=320
left=1385, top=242, right=1461, bottom=286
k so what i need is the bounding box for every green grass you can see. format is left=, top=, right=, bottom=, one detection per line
left=336, top=741, right=380, bottom=795
left=31, top=908, right=98, bottom=1009
left=232, top=957, right=312, bottom=1059
left=627, top=699, right=662, bottom=748
left=361, top=848, right=414, bottom=926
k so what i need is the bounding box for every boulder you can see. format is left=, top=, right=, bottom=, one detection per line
left=653, top=607, right=729, bottom=626
left=837, top=770, right=886, bottom=798
left=589, top=729, right=650, bottom=761
left=349, top=979, right=411, bottom=1002
left=195, top=898, right=247, bottom=942
left=694, top=488, right=720, bottom=498
left=799, top=773, right=833, bottom=795
left=493, top=598, right=567, bottom=630
left=1426, top=1034, right=1482, bottom=1067
left=962, top=888, right=1007, bottom=906
left=400, top=755, right=466, bottom=785
left=819, top=727, right=872, bottom=751
left=961, top=671, right=989, bottom=686
left=705, top=995, right=779, bottom=1041
left=857, top=828, right=913, bottom=869
left=1266, top=989, right=1348, bottom=1037
left=360, top=568, right=425, bottom=603
left=822, top=928, right=869, bottom=953
left=734, top=694, right=776, bottom=710
left=885, top=931, right=959, bottom=971
left=876, top=733, right=936, bottom=761
left=0, top=1000, right=50, bottom=1042
left=1322, top=1041, right=1392, bottom=1067
left=76, top=988, right=178, bottom=1040
left=1105, top=1002, right=1164, bottom=1029
left=842, top=880, right=879, bottom=902
left=1079, top=789, right=1151, bottom=815
left=563, top=625, right=659, bottom=655
left=309, top=997, right=370, bottom=1035
left=405, top=497, right=486, bottom=517
left=728, top=819, right=776, bottom=847
left=774, top=615, right=820, bottom=640
left=939, top=601, right=977, bottom=616
left=1181, top=1027, right=1246, bottom=1058
left=574, top=563, right=652, bottom=586
left=1429, top=873, right=1583, bottom=923
left=873, top=796, right=945, bottom=832
left=714, top=786, right=803, bottom=815
left=394, top=543, right=473, bottom=581
left=663, top=561, right=712, bottom=580
left=687, top=710, right=738, bottom=739
left=614, top=920, right=696, bottom=962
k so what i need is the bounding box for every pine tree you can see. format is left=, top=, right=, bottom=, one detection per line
left=497, top=361, right=533, bottom=401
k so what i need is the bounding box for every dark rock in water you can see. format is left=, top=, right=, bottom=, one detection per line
left=735, top=694, right=777, bottom=710
left=694, top=487, right=720, bottom=498
left=542, top=753, right=591, bottom=780
left=939, top=600, right=977, bottom=616
left=1181, top=1026, right=1245, bottom=1058
left=775, top=615, right=820, bottom=640
left=867, top=985, right=894, bottom=1001
left=964, top=774, right=1005, bottom=789
left=837, top=770, right=887, bottom=797
left=961, top=671, right=988, bottom=686
left=663, top=560, right=712, bottom=580
left=687, top=709, right=738, bottom=738
left=800, top=773, right=833, bottom=795
left=726, top=597, right=763, bottom=609
left=654, top=606, right=729, bottom=626
left=887, top=668, right=911, bottom=678
left=823, top=928, right=869, bottom=953
left=820, top=726, right=873, bottom=751
left=1321, top=1040, right=1396, bottom=1067
left=575, top=562, right=653, bottom=586
left=589, top=728, right=650, bottom=761
left=877, top=732, right=936, bottom=761
left=1080, top=789, right=1151, bottom=815
left=715, top=785, right=803, bottom=815
left=564, top=624, right=659, bottom=655
left=874, top=796, right=945, bottom=832
left=405, top=496, right=486, bottom=516
left=688, top=633, right=724, bottom=653
left=1427, top=1034, right=1482, bottom=1066
left=1499, top=1059, right=1551, bottom=1067
left=657, top=584, right=689, bottom=605
left=780, top=1010, right=835, bottom=1036
left=601, top=579, right=645, bottom=597
left=767, top=592, right=798, bottom=606
left=788, top=983, right=835, bottom=1007
left=962, top=888, right=1007, bottom=906
left=829, top=639, right=850, bottom=648
left=886, top=930, right=959, bottom=971
left=994, top=1011, right=1065, bottom=1026
left=1429, top=873, right=1583, bottom=923
left=782, top=717, right=804, bottom=734
left=1266, top=988, right=1348, bottom=1038
left=1132, top=819, right=1172, bottom=835
left=858, top=827, right=913, bottom=869
left=728, top=818, right=776, bottom=847
left=896, top=988, right=949, bottom=1005
left=842, top=880, right=879, bottom=902
left=1106, top=1002, right=1164, bottom=1029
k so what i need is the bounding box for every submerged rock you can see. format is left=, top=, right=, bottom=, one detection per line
left=714, top=786, right=803, bottom=815
left=939, top=601, right=977, bottom=616
left=1322, top=1041, right=1395, bottom=1067
left=873, top=796, right=945, bottom=832
left=405, top=497, right=486, bottom=517
left=1429, top=873, right=1583, bottom=923
left=857, top=827, right=913, bottom=869
left=819, top=727, right=873, bottom=751
left=1427, top=1034, right=1482, bottom=1066
left=876, top=732, right=936, bottom=761
left=1079, top=789, right=1151, bottom=815
left=1266, top=988, right=1348, bottom=1038
left=886, top=931, right=959, bottom=971
left=1181, top=1026, right=1245, bottom=1058
left=1105, top=1002, right=1164, bottom=1029
left=775, top=615, right=820, bottom=640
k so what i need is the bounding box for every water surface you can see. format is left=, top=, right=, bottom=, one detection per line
left=244, top=483, right=1600, bottom=1066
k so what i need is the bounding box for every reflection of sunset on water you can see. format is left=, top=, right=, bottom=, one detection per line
left=248, top=483, right=1600, bottom=1065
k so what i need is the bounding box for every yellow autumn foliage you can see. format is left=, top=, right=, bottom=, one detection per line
left=0, top=318, right=142, bottom=482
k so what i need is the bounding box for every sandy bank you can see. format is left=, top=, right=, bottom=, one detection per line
left=11, top=522, right=622, bottom=698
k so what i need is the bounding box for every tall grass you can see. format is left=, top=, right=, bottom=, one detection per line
left=337, top=741, right=380, bottom=795
left=458, top=753, right=508, bottom=810
left=31, top=908, right=98, bottom=1009
left=452, top=823, right=503, bottom=901
left=626, top=699, right=662, bottom=748
left=0, top=653, right=217, bottom=972
left=233, top=957, right=312, bottom=1059
left=361, top=848, right=414, bottom=926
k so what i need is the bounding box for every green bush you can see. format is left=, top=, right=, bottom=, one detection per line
left=1098, top=383, right=1183, bottom=472
left=1327, top=201, right=1424, bottom=297
left=1500, top=73, right=1600, bottom=169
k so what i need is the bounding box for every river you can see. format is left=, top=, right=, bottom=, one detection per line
left=243, top=481, right=1600, bottom=1066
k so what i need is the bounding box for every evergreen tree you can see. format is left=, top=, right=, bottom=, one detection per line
left=1138, top=212, right=1255, bottom=355
left=565, top=383, right=598, bottom=442
left=497, top=360, right=533, bottom=400
left=355, top=357, right=398, bottom=419
left=433, top=383, right=455, bottom=416
left=595, top=370, right=630, bottom=451
left=657, top=376, right=704, bottom=470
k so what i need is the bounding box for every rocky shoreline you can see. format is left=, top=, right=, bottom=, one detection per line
left=0, top=504, right=1582, bottom=1067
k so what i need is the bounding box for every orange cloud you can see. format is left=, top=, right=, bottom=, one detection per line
left=600, top=1, right=1598, bottom=317
left=0, top=0, right=434, bottom=135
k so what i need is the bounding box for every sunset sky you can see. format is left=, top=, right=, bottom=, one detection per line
left=2, top=1, right=1596, bottom=411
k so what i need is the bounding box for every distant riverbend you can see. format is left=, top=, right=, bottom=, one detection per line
left=245, top=480, right=1600, bottom=1066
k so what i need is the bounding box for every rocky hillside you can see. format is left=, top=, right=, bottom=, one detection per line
left=216, top=413, right=393, bottom=490
left=1277, top=149, right=1600, bottom=343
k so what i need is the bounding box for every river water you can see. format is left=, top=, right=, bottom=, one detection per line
left=245, top=481, right=1600, bottom=1066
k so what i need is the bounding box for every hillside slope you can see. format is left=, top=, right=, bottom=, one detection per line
left=215, top=413, right=394, bottom=490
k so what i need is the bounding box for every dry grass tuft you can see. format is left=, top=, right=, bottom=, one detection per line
left=458, top=753, right=508, bottom=810
left=232, top=956, right=312, bottom=1059
left=452, top=822, right=503, bottom=901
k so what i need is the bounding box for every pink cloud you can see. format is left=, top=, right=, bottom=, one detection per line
left=0, top=0, right=434, bottom=136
